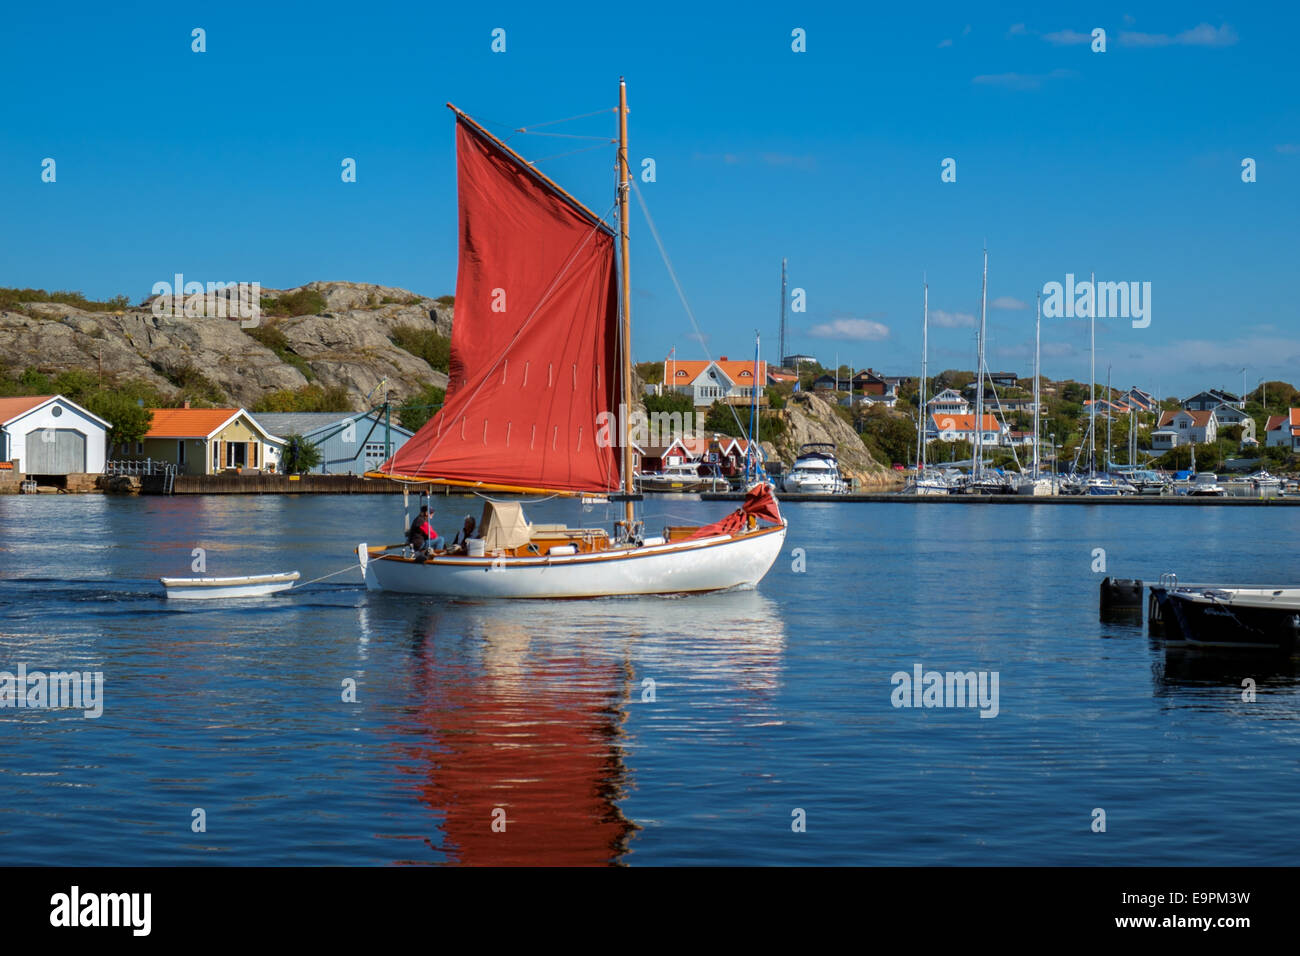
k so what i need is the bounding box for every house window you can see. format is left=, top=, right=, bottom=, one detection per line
left=364, top=442, right=387, bottom=461
left=136, top=441, right=144, bottom=454
left=1179, top=421, right=1187, bottom=429
left=177, top=441, right=186, bottom=465
left=226, top=441, right=246, bottom=468
left=212, top=442, right=220, bottom=470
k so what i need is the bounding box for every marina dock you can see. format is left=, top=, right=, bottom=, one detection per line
left=701, top=491, right=1300, bottom=505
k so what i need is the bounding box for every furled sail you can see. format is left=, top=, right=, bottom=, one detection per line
left=376, top=110, right=622, bottom=493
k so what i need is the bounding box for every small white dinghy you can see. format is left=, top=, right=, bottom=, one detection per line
left=160, top=571, right=300, bottom=600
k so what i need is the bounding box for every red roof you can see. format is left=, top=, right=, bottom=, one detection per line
left=0, top=395, right=54, bottom=423
left=930, top=413, right=1001, bottom=432
left=1266, top=409, right=1300, bottom=436
left=664, top=358, right=768, bottom=386
left=1157, top=409, right=1213, bottom=428
left=145, top=408, right=240, bottom=438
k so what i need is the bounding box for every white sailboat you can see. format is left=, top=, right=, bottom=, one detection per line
left=907, top=276, right=949, bottom=495
left=359, top=80, right=787, bottom=598
left=1018, top=291, right=1054, bottom=495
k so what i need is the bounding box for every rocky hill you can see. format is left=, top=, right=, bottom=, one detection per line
left=0, top=281, right=451, bottom=408
left=764, top=391, right=898, bottom=488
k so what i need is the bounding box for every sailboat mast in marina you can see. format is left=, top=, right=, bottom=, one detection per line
left=1033, top=292, right=1041, bottom=477
left=358, top=79, right=787, bottom=598
left=918, top=276, right=928, bottom=471
left=974, top=248, right=988, bottom=481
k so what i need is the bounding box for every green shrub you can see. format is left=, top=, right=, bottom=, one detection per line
left=397, top=384, right=446, bottom=432
left=260, top=288, right=326, bottom=317
left=390, top=325, right=451, bottom=373
left=253, top=384, right=352, bottom=414
left=0, top=287, right=131, bottom=313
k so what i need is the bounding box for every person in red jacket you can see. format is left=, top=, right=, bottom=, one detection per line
left=406, top=505, right=445, bottom=553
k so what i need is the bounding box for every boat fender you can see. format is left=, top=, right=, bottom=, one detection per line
left=1099, top=576, right=1143, bottom=610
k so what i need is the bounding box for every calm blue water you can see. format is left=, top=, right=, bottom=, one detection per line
left=1, top=493, right=1298, bottom=865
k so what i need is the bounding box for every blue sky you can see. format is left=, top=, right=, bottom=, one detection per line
left=2, top=2, right=1297, bottom=397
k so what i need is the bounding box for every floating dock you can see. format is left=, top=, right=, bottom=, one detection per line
left=702, top=492, right=1300, bottom=505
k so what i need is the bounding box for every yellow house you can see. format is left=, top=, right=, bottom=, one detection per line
left=120, top=406, right=283, bottom=476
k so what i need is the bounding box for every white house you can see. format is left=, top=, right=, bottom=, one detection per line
left=926, top=388, right=971, bottom=417
left=662, top=356, right=767, bottom=406
left=1265, top=410, right=1300, bottom=450
left=1183, top=389, right=1243, bottom=411
left=927, top=413, right=1008, bottom=446
left=1152, top=409, right=1217, bottom=450
left=1210, top=403, right=1251, bottom=427
left=0, top=394, right=110, bottom=476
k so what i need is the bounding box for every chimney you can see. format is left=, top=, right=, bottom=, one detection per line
left=182, top=399, right=191, bottom=409
left=719, top=356, right=728, bottom=362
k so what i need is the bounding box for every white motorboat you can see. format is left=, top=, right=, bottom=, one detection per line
left=1189, top=473, right=1225, bottom=496
left=781, top=443, right=848, bottom=494
left=1085, top=474, right=1132, bottom=496
left=636, top=461, right=730, bottom=493
left=359, top=82, right=787, bottom=598
left=160, top=571, right=299, bottom=599
left=1016, top=476, right=1055, bottom=496
left=906, top=469, right=951, bottom=495
left=1250, top=469, right=1283, bottom=494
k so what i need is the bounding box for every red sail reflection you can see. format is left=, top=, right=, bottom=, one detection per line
left=402, top=619, right=635, bottom=865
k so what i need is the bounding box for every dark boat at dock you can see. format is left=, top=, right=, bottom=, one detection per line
left=1149, top=583, right=1300, bottom=652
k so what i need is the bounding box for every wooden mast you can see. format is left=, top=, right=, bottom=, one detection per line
left=617, top=78, right=635, bottom=525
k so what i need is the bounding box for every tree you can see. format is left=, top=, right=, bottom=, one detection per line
left=644, top=391, right=693, bottom=417
left=281, top=434, right=322, bottom=473
left=704, top=400, right=744, bottom=438
left=397, top=384, right=445, bottom=432
left=635, top=361, right=663, bottom=385
left=84, top=392, right=153, bottom=447
left=859, top=407, right=917, bottom=466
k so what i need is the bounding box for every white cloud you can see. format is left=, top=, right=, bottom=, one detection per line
left=759, top=152, right=817, bottom=171
left=972, top=69, right=1075, bottom=90
left=807, top=318, right=891, bottom=341
left=990, top=296, right=1029, bottom=310
left=1043, top=29, right=1090, bottom=45
left=1118, top=23, right=1238, bottom=47
left=930, top=309, right=976, bottom=328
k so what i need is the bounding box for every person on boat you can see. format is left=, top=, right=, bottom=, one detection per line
left=451, top=515, right=477, bottom=551
left=407, top=506, right=445, bottom=553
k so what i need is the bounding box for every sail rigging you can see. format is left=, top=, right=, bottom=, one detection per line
left=376, top=109, right=623, bottom=494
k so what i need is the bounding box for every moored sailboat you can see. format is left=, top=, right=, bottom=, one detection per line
left=359, top=81, right=786, bottom=598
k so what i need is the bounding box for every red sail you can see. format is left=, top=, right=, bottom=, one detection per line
left=382, top=114, right=622, bottom=493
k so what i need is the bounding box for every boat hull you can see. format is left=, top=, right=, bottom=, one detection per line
left=1016, top=479, right=1055, bottom=496
left=364, top=525, right=787, bottom=598
left=636, top=476, right=730, bottom=493
left=1152, top=587, right=1300, bottom=651
left=161, top=572, right=299, bottom=600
